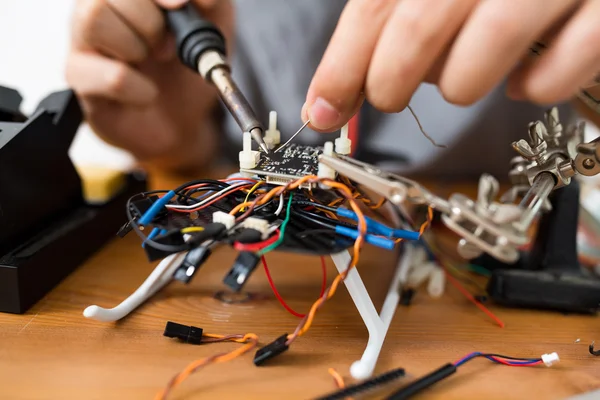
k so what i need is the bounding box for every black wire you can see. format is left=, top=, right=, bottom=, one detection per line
left=290, top=210, right=337, bottom=230
left=292, top=199, right=338, bottom=212
left=126, top=194, right=191, bottom=253
left=296, top=229, right=336, bottom=238
left=292, top=208, right=357, bottom=229
left=172, top=179, right=229, bottom=194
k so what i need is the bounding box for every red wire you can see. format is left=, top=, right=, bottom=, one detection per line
left=261, top=256, right=327, bottom=318
left=348, top=113, right=359, bottom=157
left=438, top=260, right=506, bottom=328
left=185, top=178, right=257, bottom=190
left=319, top=256, right=327, bottom=299
left=233, top=230, right=280, bottom=252
left=169, top=185, right=252, bottom=213
left=489, top=356, right=542, bottom=367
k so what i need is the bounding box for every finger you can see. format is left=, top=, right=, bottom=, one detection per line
left=66, top=52, right=158, bottom=105
left=365, top=0, right=477, bottom=113
left=508, top=1, right=600, bottom=103
left=72, top=0, right=149, bottom=62
left=304, top=0, right=397, bottom=132
left=438, top=0, right=579, bottom=105
left=106, top=0, right=165, bottom=50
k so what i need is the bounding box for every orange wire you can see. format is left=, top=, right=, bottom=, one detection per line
left=328, top=368, right=345, bottom=389
left=155, top=333, right=259, bottom=400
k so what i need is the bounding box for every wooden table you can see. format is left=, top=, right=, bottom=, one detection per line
left=1, top=174, right=599, bottom=400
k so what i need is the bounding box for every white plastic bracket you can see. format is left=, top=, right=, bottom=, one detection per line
left=83, top=252, right=187, bottom=322
left=330, top=244, right=414, bottom=379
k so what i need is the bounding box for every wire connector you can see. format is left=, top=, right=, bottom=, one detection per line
left=173, top=246, right=212, bottom=284
left=264, top=111, right=281, bottom=149
left=241, top=217, right=270, bottom=239
left=541, top=352, right=560, bottom=367
left=213, top=211, right=235, bottom=230
left=163, top=321, right=203, bottom=345
left=223, top=251, right=261, bottom=291
left=253, top=334, right=289, bottom=366
left=335, top=123, right=352, bottom=155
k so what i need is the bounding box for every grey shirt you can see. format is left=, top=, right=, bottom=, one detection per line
left=222, top=0, right=576, bottom=180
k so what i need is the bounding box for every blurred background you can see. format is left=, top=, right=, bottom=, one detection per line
left=0, top=0, right=135, bottom=171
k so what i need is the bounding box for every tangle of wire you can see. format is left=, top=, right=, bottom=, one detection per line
left=155, top=333, right=259, bottom=400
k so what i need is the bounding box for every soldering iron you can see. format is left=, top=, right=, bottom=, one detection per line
left=163, top=3, right=270, bottom=154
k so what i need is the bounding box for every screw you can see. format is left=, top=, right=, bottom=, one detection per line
left=583, top=158, right=596, bottom=170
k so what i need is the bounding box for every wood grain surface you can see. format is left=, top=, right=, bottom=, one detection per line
left=1, top=173, right=599, bottom=400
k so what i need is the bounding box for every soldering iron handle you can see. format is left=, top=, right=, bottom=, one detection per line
left=163, top=3, right=227, bottom=71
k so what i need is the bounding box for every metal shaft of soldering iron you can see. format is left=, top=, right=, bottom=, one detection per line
left=164, top=4, right=270, bottom=153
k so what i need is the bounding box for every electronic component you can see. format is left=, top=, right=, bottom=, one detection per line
left=173, top=246, right=212, bottom=284
left=315, top=367, right=406, bottom=400
left=163, top=321, right=203, bottom=344
left=240, top=217, right=270, bottom=239
left=240, top=143, right=324, bottom=188
left=253, top=334, right=289, bottom=366
left=223, top=251, right=261, bottom=291
left=213, top=211, right=235, bottom=230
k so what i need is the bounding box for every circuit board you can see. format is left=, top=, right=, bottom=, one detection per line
left=240, top=144, right=323, bottom=188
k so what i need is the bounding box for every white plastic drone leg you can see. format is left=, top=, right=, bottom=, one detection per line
left=330, top=245, right=413, bottom=379
left=83, top=252, right=187, bottom=322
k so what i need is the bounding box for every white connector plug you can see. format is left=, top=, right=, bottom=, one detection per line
left=213, top=211, right=235, bottom=230
left=335, top=123, right=352, bottom=155
left=264, top=111, right=281, bottom=149
left=241, top=217, right=270, bottom=239
left=541, top=352, right=560, bottom=367
left=239, top=131, right=260, bottom=171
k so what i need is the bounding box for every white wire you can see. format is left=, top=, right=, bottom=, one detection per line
left=274, top=193, right=285, bottom=216
left=165, top=182, right=249, bottom=210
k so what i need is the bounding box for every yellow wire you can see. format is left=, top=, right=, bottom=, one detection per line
left=180, top=227, right=205, bottom=234
left=240, top=181, right=264, bottom=212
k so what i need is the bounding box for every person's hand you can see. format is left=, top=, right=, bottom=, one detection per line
left=304, top=0, right=600, bottom=132
left=66, top=0, right=233, bottom=171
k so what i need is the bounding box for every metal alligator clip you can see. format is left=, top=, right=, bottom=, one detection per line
left=318, top=153, right=451, bottom=214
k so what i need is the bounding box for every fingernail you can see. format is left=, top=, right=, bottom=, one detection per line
left=301, top=102, right=309, bottom=122
left=308, top=97, right=341, bottom=130
left=162, top=0, right=188, bottom=7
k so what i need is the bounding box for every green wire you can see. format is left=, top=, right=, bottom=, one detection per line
left=257, top=193, right=294, bottom=256
left=467, top=264, right=492, bottom=277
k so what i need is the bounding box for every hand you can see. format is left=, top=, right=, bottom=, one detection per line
left=66, top=0, right=233, bottom=171
left=303, top=0, right=600, bottom=132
